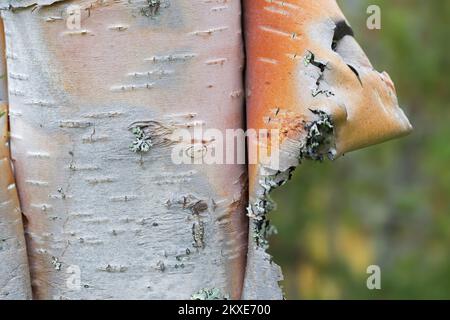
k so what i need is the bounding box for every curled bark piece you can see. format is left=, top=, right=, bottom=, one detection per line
left=243, top=0, right=412, bottom=299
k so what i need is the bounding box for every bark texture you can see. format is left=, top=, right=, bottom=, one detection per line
left=0, top=0, right=412, bottom=300
left=0, top=17, right=32, bottom=299
left=1, top=0, right=247, bottom=299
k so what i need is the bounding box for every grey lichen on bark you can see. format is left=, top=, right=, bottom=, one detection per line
left=191, top=287, right=229, bottom=300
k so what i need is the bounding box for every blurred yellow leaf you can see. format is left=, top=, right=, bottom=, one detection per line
left=337, top=225, right=374, bottom=275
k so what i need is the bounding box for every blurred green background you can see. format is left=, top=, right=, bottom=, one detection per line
left=269, top=0, right=450, bottom=299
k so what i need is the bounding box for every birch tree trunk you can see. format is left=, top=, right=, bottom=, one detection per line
left=1, top=0, right=247, bottom=300
left=0, top=16, right=32, bottom=299
left=0, top=0, right=412, bottom=300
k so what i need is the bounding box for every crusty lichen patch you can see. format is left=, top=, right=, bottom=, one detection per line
left=140, top=0, right=169, bottom=17
left=300, top=109, right=336, bottom=161
left=191, top=288, right=229, bottom=300
left=247, top=169, right=294, bottom=249
left=51, top=256, right=62, bottom=271
left=129, top=126, right=152, bottom=153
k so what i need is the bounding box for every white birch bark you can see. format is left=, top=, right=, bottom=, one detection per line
left=0, top=15, right=32, bottom=299
left=1, top=0, right=247, bottom=299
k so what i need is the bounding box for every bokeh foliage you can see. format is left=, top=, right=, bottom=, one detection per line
left=269, top=0, right=450, bottom=299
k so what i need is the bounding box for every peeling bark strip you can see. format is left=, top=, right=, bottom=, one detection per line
left=0, top=106, right=32, bottom=300
left=1, top=0, right=246, bottom=299
left=242, top=0, right=412, bottom=299
left=0, top=18, right=32, bottom=299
